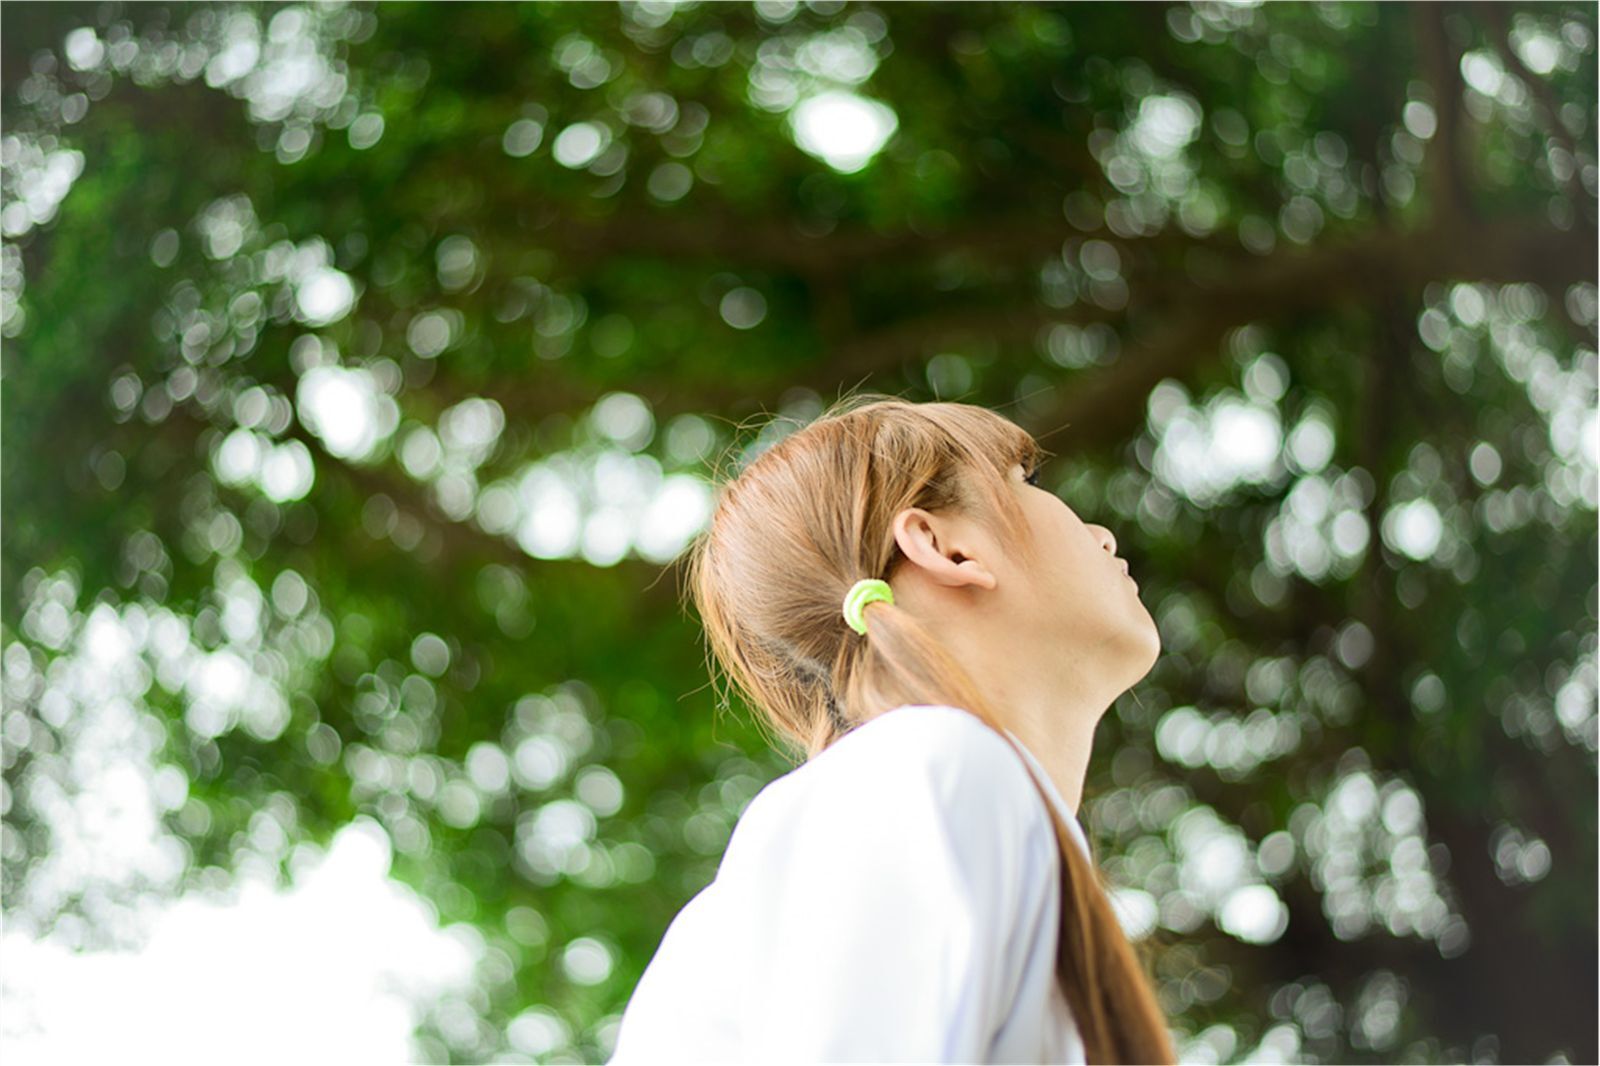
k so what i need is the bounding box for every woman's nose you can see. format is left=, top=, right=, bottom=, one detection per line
left=1092, top=525, right=1117, bottom=556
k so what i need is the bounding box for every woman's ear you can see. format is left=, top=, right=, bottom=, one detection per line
left=890, top=507, right=999, bottom=591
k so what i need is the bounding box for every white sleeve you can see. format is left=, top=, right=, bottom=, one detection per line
left=730, top=710, right=1057, bottom=1062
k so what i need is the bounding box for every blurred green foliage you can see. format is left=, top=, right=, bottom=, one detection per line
left=2, top=1, right=1596, bottom=1062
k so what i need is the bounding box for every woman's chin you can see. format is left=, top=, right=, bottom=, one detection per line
left=1133, top=615, right=1162, bottom=675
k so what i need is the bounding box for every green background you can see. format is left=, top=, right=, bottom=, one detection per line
left=2, top=1, right=1595, bottom=1062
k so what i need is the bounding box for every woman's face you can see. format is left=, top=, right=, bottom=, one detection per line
left=1007, top=461, right=1161, bottom=679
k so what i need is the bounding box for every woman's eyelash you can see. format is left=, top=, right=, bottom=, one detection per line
left=1024, top=466, right=1041, bottom=486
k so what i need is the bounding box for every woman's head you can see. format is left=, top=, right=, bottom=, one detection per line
left=684, top=391, right=1176, bottom=1063
left=686, top=391, right=1158, bottom=758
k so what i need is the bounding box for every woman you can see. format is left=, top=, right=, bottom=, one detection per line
left=609, top=394, right=1176, bottom=1063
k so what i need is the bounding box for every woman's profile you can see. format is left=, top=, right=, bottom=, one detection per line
left=609, top=393, right=1177, bottom=1064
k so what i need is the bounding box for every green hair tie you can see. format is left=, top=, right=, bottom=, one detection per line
left=842, top=578, right=894, bottom=636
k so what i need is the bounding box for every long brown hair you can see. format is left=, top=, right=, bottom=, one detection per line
left=683, top=391, right=1177, bottom=1063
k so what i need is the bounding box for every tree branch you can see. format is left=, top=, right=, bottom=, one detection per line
left=1415, top=1, right=1475, bottom=226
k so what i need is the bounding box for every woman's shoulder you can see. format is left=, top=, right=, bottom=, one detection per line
left=836, top=703, right=1045, bottom=788
left=836, top=702, right=1043, bottom=788
left=732, top=704, right=1055, bottom=855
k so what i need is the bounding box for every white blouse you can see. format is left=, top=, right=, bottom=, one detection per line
left=608, top=703, right=1090, bottom=1064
